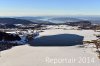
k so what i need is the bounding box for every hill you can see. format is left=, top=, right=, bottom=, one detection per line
left=15, top=17, right=56, bottom=25
left=0, top=18, right=36, bottom=24
left=48, top=17, right=83, bottom=23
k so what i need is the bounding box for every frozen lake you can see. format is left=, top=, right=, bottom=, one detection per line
left=31, top=34, right=84, bottom=46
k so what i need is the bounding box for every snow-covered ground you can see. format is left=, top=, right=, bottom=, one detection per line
left=42, top=25, right=99, bottom=41
left=0, top=25, right=100, bottom=66
left=38, top=29, right=99, bottom=41
left=0, top=45, right=100, bottom=66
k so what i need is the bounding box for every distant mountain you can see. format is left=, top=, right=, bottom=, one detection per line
left=12, top=16, right=100, bottom=24
left=15, top=17, right=44, bottom=20
left=15, top=17, right=83, bottom=23
left=48, top=17, right=83, bottom=23
left=15, top=17, right=55, bottom=24
left=0, top=18, right=36, bottom=24
left=70, top=16, right=100, bottom=24
left=46, top=16, right=100, bottom=24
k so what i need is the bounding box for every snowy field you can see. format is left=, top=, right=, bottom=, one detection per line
left=0, top=25, right=100, bottom=66
left=38, top=29, right=99, bottom=41
left=40, top=25, right=99, bottom=41
left=0, top=45, right=100, bottom=66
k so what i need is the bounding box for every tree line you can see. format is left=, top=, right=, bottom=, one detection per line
left=0, top=31, right=21, bottom=41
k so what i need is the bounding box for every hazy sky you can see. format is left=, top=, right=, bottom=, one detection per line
left=0, top=0, right=100, bottom=16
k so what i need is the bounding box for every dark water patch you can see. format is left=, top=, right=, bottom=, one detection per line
left=29, top=34, right=84, bottom=46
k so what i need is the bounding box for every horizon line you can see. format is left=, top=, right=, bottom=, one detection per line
left=1, top=14, right=100, bottom=17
